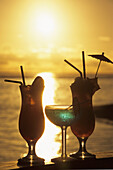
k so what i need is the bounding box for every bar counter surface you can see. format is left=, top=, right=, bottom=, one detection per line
left=1, top=152, right=113, bottom=170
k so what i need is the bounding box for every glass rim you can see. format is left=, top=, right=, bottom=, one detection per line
left=45, top=105, right=73, bottom=109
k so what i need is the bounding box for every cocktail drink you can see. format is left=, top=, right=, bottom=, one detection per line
left=70, top=76, right=100, bottom=159
left=45, top=105, right=75, bottom=162
left=4, top=66, right=45, bottom=166
left=18, top=76, right=45, bottom=165
left=64, top=51, right=112, bottom=159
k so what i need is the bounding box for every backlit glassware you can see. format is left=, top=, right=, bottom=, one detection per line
left=70, top=77, right=100, bottom=159
left=18, top=77, right=45, bottom=166
left=45, top=105, right=75, bottom=162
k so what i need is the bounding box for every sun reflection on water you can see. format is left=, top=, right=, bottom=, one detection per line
left=35, top=72, right=61, bottom=162
left=38, top=72, right=56, bottom=107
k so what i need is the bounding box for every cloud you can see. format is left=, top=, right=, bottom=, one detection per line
left=0, top=51, right=64, bottom=76
left=2, top=46, right=112, bottom=77
left=0, top=44, right=13, bottom=53
left=0, top=53, right=19, bottom=65
left=99, top=36, right=111, bottom=42
left=0, top=44, right=87, bottom=76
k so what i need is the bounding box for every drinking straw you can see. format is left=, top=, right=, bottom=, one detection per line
left=20, top=66, right=26, bottom=86
left=64, top=59, right=82, bottom=77
left=65, top=105, right=73, bottom=110
left=82, top=51, right=86, bottom=79
left=4, top=79, right=22, bottom=85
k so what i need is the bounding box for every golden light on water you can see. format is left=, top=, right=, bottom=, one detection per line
left=36, top=72, right=61, bottom=161
left=38, top=72, right=57, bottom=107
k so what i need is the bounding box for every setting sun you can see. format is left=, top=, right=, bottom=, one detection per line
left=0, top=0, right=113, bottom=76
left=0, top=0, right=113, bottom=168
left=37, top=13, right=55, bottom=35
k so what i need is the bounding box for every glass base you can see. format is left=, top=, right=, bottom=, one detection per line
left=17, top=155, right=44, bottom=166
left=70, top=151, right=96, bottom=160
left=51, top=156, right=75, bottom=163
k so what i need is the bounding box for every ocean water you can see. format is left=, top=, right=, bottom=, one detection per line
left=0, top=75, right=113, bottom=163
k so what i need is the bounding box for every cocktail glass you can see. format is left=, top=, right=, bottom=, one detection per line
left=70, top=106, right=96, bottom=159
left=18, top=77, right=45, bottom=166
left=70, top=77, right=100, bottom=159
left=45, top=105, right=75, bottom=162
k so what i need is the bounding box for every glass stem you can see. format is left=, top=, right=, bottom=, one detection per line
left=28, top=140, right=37, bottom=156
left=78, top=137, right=87, bottom=153
left=61, top=126, right=67, bottom=159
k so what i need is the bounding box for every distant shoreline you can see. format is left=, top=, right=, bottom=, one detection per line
left=0, top=73, right=113, bottom=79
left=94, top=104, right=113, bottom=121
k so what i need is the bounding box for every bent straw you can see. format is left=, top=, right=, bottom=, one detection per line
left=82, top=51, right=86, bottom=79
left=4, top=79, right=22, bottom=85
left=64, top=59, right=82, bottom=77
left=65, top=105, right=73, bottom=110
left=20, top=66, right=26, bottom=86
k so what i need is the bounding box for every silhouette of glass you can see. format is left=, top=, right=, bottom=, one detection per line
left=18, top=76, right=45, bottom=166
left=45, top=105, right=75, bottom=162
left=70, top=77, right=100, bottom=159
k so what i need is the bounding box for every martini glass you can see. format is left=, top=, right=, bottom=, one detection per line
left=45, top=105, right=75, bottom=162
left=18, top=80, right=45, bottom=166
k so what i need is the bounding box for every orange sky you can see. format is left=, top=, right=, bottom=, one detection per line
left=0, top=0, right=113, bottom=77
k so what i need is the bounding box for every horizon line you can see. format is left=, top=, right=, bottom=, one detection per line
left=0, top=72, right=113, bottom=79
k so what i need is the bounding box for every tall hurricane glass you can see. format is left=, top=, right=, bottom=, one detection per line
left=45, top=105, right=75, bottom=162
left=18, top=77, right=45, bottom=166
left=70, top=77, right=100, bottom=159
